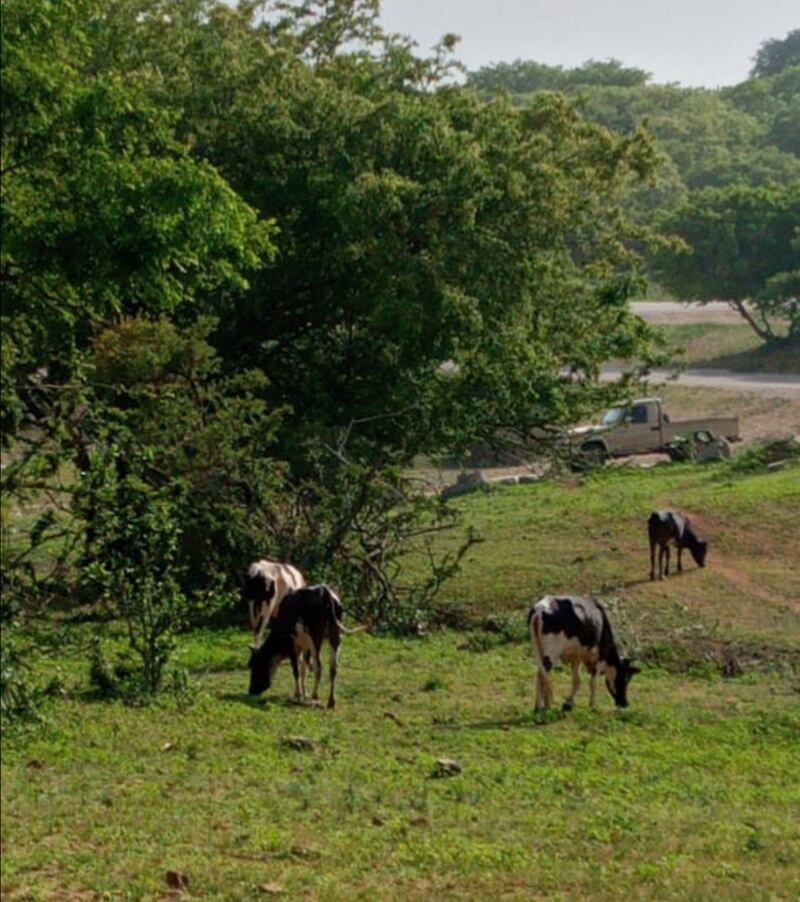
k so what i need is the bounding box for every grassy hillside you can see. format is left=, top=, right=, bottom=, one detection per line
left=658, top=323, right=799, bottom=374
left=3, top=460, right=799, bottom=900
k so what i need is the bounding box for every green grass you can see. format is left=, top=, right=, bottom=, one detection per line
left=3, top=632, right=799, bottom=901
left=426, top=462, right=800, bottom=660
left=3, top=461, right=800, bottom=900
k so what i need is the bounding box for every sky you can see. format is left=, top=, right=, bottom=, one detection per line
left=378, top=0, right=799, bottom=87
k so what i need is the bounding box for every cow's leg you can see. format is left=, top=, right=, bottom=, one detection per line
left=650, top=541, right=656, bottom=581
left=664, top=545, right=671, bottom=577
left=289, top=652, right=302, bottom=702
left=310, top=644, right=323, bottom=704
left=536, top=670, right=554, bottom=709
left=588, top=665, right=598, bottom=708
left=326, top=643, right=339, bottom=710
left=657, top=546, right=665, bottom=580
left=562, top=663, right=580, bottom=711
left=677, top=544, right=683, bottom=573
left=298, top=652, right=308, bottom=700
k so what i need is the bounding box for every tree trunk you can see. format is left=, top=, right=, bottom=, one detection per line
left=728, top=299, right=774, bottom=342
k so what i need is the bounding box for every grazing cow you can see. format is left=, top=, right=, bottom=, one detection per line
left=248, top=585, right=357, bottom=709
left=244, top=560, right=305, bottom=642
left=528, top=595, right=639, bottom=711
left=648, top=510, right=707, bottom=581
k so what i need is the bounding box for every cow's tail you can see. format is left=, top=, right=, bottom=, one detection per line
left=337, top=620, right=368, bottom=635
left=327, top=589, right=367, bottom=635
left=528, top=605, right=546, bottom=666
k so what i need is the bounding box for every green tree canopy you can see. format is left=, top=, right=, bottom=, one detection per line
left=1, top=0, right=275, bottom=430
left=655, top=181, right=800, bottom=340
left=80, top=0, right=663, bottom=464
left=469, top=58, right=651, bottom=95
left=750, top=28, right=800, bottom=78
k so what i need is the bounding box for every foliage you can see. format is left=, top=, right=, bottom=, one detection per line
left=80, top=317, right=288, bottom=591
left=82, top=0, right=665, bottom=466
left=264, top=443, right=481, bottom=634
left=469, top=58, right=651, bottom=94
left=1, top=0, right=274, bottom=381
left=467, top=43, right=800, bottom=334
left=750, top=28, right=800, bottom=78
left=0, top=602, right=41, bottom=725
left=1, top=0, right=278, bottom=624
left=84, top=472, right=188, bottom=694
left=654, top=181, right=800, bottom=340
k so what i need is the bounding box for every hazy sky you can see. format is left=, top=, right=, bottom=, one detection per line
left=378, top=0, right=798, bottom=87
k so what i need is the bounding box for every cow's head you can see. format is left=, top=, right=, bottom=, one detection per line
left=247, top=639, right=283, bottom=696
left=692, top=539, right=708, bottom=568
left=605, top=657, right=640, bottom=708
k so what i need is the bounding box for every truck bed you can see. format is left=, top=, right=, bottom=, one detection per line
left=663, top=417, right=740, bottom=442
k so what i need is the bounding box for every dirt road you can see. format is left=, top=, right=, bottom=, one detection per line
left=601, top=365, right=800, bottom=396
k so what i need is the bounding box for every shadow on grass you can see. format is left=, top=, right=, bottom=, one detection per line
left=694, top=337, right=800, bottom=375
left=614, top=576, right=655, bottom=590
left=218, top=691, right=314, bottom=712
left=435, top=709, right=567, bottom=732
left=616, top=568, right=702, bottom=590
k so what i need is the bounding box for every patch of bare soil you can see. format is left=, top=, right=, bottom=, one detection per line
left=656, top=384, right=800, bottom=444
left=675, top=508, right=800, bottom=617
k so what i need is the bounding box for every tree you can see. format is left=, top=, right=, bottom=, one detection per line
left=1, top=0, right=275, bottom=434
left=468, top=59, right=651, bottom=95
left=3, top=0, right=669, bottom=637
left=655, top=182, right=800, bottom=341
left=84, top=0, right=664, bottom=466
left=1, top=0, right=276, bottom=631
left=750, top=29, right=800, bottom=78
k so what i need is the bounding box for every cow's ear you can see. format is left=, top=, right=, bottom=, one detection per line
left=249, top=643, right=259, bottom=652
left=629, top=665, right=641, bottom=676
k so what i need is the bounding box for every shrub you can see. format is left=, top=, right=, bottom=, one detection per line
left=84, top=469, right=192, bottom=696
left=0, top=618, right=41, bottom=725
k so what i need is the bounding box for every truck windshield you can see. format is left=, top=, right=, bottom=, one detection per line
left=602, top=407, right=626, bottom=427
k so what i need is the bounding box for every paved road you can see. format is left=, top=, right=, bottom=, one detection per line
left=630, top=301, right=745, bottom=324
left=601, top=365, right=800, bottom=395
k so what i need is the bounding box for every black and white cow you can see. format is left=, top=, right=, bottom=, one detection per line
left=528, top=595, right=639, bottom=711
left=243, top=559, right=305, bottom=642
left=248, top=585, right=357, bottom=709
left=648, top=510, right=707, bottom=581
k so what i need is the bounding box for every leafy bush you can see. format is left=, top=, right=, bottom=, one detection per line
left=0, top=617, right=41, bottom=725
left=0, top=599, right=64, bottom=725
left=83, top=468, right=195, bottom=696
left=88, top=637, right=196, bottom=708
left=729, top=438, right=800, bottom=473
left=263, top=445, right=480, bottom=635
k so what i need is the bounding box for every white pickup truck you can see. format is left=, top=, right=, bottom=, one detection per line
left=570, top=397, right=740, bottom=461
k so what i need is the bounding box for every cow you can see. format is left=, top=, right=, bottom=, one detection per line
left=244, top=559, right=305, bottom=642
left=648, top=510, right=707, bottom=581
left=248, top=585, right=358, bottom=709
left=528, top=595, right=639, bottom=711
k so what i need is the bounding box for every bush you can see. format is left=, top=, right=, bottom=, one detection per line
left=84, top=469, right=193, bottom=696
left=264, top=446, right=480, bottom=635
left=729, top=437, right=800, bottom=472
left=0, top=619, right=41, bottom=725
